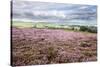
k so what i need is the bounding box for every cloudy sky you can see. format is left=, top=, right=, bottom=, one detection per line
left=12, top=1, right=97, bottom=25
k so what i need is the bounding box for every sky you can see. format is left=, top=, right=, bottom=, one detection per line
left=12, top=1, right=97, bottom=26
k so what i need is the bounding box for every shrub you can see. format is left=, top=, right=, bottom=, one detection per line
left=79, top=26, right=97, bottom=33
left=79, top=26, right=88, bottom=32
left=47, top=46, right=58, bottom=60
left=80, top=41, right=91, bottom=47
left=87, top=26, right=97, bottom=33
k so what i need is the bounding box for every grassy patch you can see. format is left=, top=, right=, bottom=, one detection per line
left=80, top=41, right=91, bottom=47
left=12, top=21, right=97, bottom=34
left=12, top=21, right=34, bottom=28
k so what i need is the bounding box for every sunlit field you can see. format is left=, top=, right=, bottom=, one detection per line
left=12, top=21, right=97, bottom=66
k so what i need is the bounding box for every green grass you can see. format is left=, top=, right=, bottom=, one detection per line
left=12, top=21, right=34, bottom=28
left=12, top=21, right=97, bottom=34
left=12, top=21, right=64, bottom=29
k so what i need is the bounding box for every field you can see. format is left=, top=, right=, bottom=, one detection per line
left=12, top=22, right=97, bottom=66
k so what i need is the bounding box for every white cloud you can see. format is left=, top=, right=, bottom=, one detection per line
left=32, top=10, right=66, bottom=18
left=78, top=6, right=88, bottom=9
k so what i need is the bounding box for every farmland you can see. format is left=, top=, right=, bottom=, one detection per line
left=12, top=21, right=97, bottom=33
left=12, top=21, right=97, bottom=66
